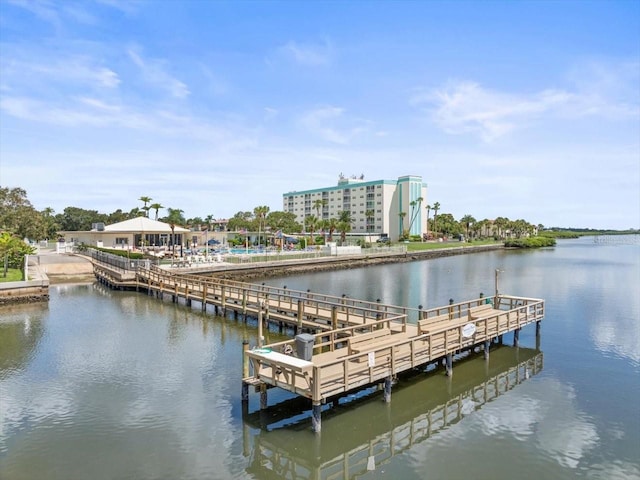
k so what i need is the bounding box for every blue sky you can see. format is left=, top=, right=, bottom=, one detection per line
left=1, top=0, right=638, bottom=229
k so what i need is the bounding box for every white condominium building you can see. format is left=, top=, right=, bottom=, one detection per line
left=283, top=174, right=428, bottom=241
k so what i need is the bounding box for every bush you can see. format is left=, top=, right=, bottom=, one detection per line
left=505, top=237, right=556, bottom=248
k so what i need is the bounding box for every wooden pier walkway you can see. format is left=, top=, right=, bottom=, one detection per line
left=245, top=348, right=543, bottom=479
left=91, top=256, right=545, bottom=434
left=243, top=291, right=544, bottom=432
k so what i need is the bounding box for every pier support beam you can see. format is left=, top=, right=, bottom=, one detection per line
left=241, top=340, right=249, bottom=402
left=259, top=384, right=268, bottom=410
left=536, top=320, right=541, bottom=336
left=258, top=306, right=264, bottom=348
left=484, top=340, right=491, bottom=360
left=513, top=328, right=521, bottom=347
left=445, top=354, right=453, bottom=377
left=383, top=376, right=392, bottom=403
left=312, top=401, right=322, bottom=433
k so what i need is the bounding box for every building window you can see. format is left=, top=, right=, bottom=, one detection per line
left=115, top=237, right=128, bottom=245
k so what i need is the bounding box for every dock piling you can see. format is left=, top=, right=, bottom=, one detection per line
left=445, top=353, right=453, bottom=377
left=312, top=401, right=322, bottom=433
left=259, top=384, right=268, bottom=410
left=242, top=340, right=249, bottom=402
left=383, top=376, right=392, bottom=403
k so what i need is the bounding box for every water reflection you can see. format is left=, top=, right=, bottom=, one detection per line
left=243, top=347, right=543, bottom=480
left=0, top=303, right=47, bottom=379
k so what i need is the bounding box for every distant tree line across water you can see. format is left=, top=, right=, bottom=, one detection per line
left=1, top=186, right=638, bottom=244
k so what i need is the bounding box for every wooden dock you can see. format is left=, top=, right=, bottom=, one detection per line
left=245, top=348, right=543, bottom=479
left=91, top=255, right=545, bottom=434
left=243, top=291, right=544, bottom=432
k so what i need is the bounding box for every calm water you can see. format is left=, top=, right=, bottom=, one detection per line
left=1, top=237, right=638, bottom=480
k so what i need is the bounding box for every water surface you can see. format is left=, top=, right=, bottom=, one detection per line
left=1, top=237, right=638, bottom=479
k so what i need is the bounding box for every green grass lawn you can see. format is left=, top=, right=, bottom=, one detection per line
left=0, top=269, right=24, bottom=282
left=405, top=239, right=502, bottom=252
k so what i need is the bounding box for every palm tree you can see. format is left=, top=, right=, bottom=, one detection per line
left=407, top=197, right=424, bottom=235
left=253, top=205, right=270, bottom=248
left=398, top=212, right=407, bottom=239
left=337, top=211, right=353, bottom=245
left=205, top=214, right=214, bottom=231
left=460, top=214, right=476, bottom=239
left=305, top=214, right=318, bottom=245
left=326, top=218, right=338, bottom=242
left=150, top=203, right=163, bottom=221
left=425, top=204, right=431, bottom=240
left=312, top=199, right=327, bottom=219
left=165, top=208, right=185, bottom=257
left=365, top=209, right=375, bottom=244
left=432, top=202, right=440, bottom=238
left=494, top=216, right=509, bottom=240
left=139, top=196, right=152, bottom=218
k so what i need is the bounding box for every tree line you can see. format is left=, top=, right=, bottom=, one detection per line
left=1, top=187, right=549, bottom=245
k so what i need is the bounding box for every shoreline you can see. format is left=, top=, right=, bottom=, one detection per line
left=30, top=244, right=506, bottom=286
left=205, top=244, right=505, bottom=281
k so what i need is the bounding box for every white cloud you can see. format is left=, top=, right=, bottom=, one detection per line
left=2, top=56, right=120, bottom=89
left=7, top=0, right=63, bottom=29
left=128, top=49, right=190, bottom=99
left=411, top=81, right=572, bottom=142
left=263, top=107, right=279, bottom=121
left=413, top=62, right=640, bottom=142
left=277, top=39, right=334, bottom=66
left=299, top=106, right=368, bottom=144
left=76, top=96, right=122, bottom=112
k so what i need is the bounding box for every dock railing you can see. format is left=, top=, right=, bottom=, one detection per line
left=246, top=294, right=545, bottom=402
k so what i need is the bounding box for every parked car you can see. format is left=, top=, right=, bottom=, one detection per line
left=376, top=237, right=390, bottom=243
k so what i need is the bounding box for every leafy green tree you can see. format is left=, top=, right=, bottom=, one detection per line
left=0, top=232, right=35, bottom=278
left=0, top=187, right=48, bottom=240
left=55, top=207, right=106, bottom=232
left=227, top=211, right=253, bottom=232
left=187, top=217, right=204, bottom=227
left=106, top=209, right=129, bottom=225
left=435, top=213, right=462, bottom=237
left=266, top=211, right=301, bottom=233
left=127, top=207, right=144, bottom=218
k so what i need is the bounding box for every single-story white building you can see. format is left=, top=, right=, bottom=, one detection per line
left=59, top=217, right=191, bottom=251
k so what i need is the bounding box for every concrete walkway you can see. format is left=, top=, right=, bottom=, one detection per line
left=30, top=248, right=94, bottom=284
